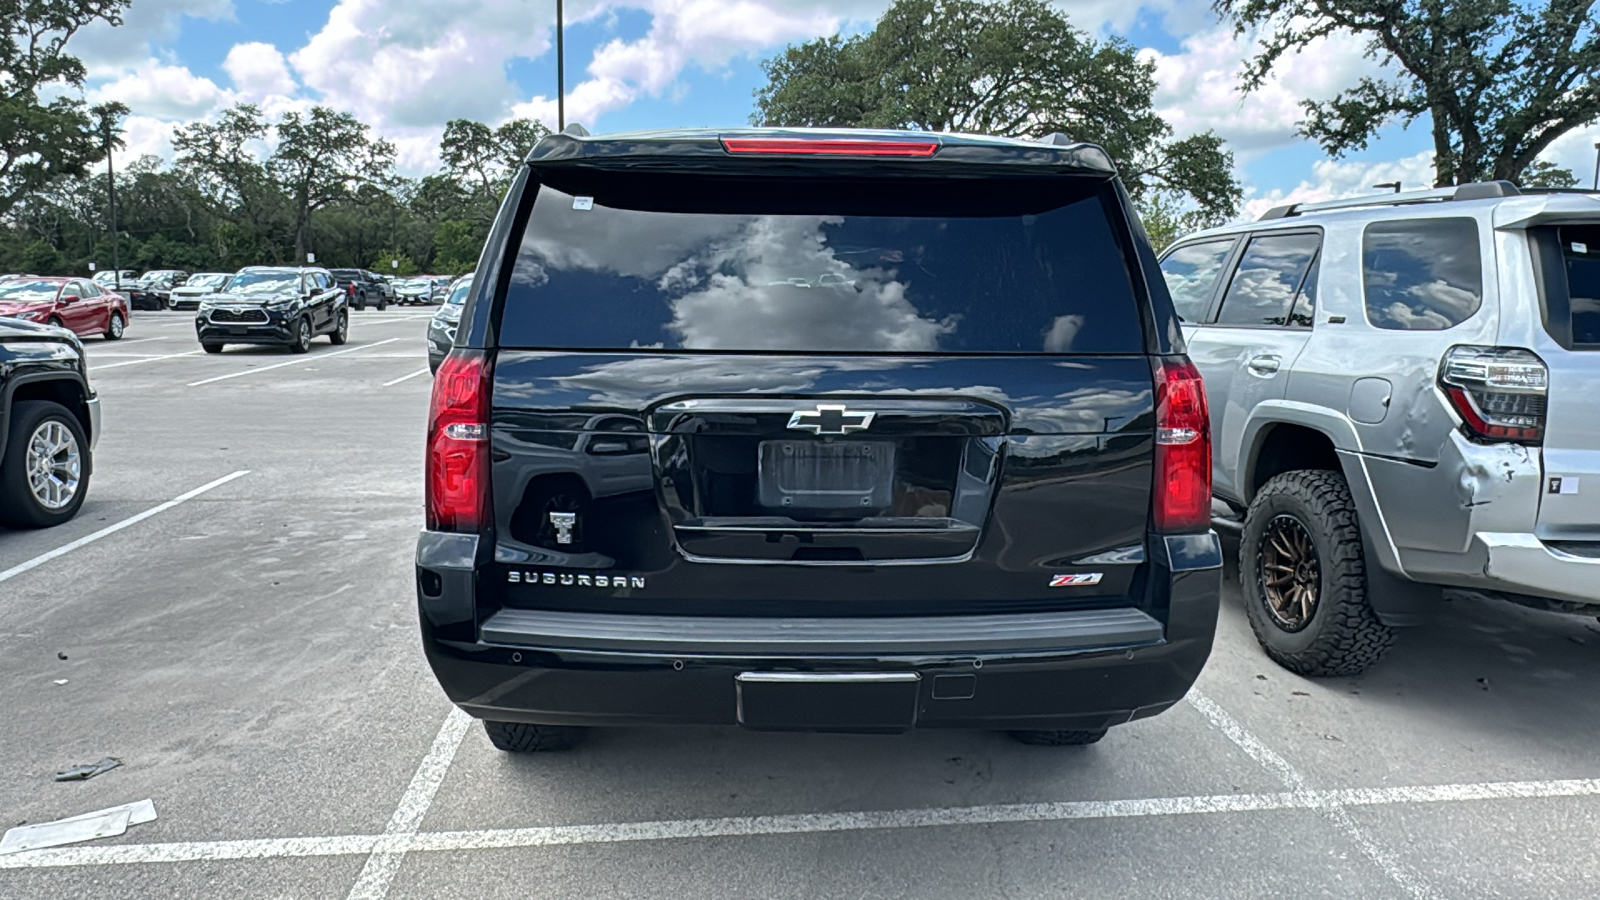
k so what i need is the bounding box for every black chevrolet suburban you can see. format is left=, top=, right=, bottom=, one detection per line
left=417, top=128, right=1222, bottom=752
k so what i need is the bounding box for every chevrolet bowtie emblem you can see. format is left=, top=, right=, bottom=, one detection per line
left=786, top=404, right=875, bottom=435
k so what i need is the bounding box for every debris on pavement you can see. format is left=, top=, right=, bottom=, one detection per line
left=51, top=679, right=67, bottom=686
left=53, top=758, right=120, bottom=782
left=1477, top=677, right=1492, bottom=691
left=56, top=652, right=67, bottom=660
left=0, top=800, right=156, bottom=855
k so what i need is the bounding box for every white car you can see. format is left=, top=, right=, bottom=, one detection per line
left=168, top=272, right=233, bottom=311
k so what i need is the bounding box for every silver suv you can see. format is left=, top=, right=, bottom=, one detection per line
left=1159, top=182, right=1599, bottom=676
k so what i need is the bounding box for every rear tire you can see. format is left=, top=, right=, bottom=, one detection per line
left=0, top=401, right=90, bottom=529
left=201, top=342, right=224, bottom=354
left=104, top=311, right=125, bottom=340
left=483, top=721, right=582, bottom=752
left=1008, top=729, right=1107, bottom=746
left=1241, top=470, right=1394, bottom=676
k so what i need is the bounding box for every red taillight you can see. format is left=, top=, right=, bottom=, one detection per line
left=426, top=349, right=492, bottom=532
left=1438, top=346, right=1547, bottom=444
left=720, top=138, right=939, bottom=157
left=348, top=284, right=356, bottom=297
left=1152, top=357, right=1212, bottom=533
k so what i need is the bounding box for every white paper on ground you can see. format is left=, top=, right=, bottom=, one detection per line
left=0, top=808, right=131, bottom=855
left=0, top=799, right=156, bottom=855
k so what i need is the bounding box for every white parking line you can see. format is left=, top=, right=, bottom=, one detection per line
left=94, top=350, right=203, bottom=370
left=187, top=338, right=402, bottom=386
left=0, top=470, right=250, bottom=586
left=382, top=368, right=430, bottom=387
left=344, top=708, right=472, bottom=900
left=3, top=774, right=1599, bottom=871
left=1188, top=690, right=1439, bottom=899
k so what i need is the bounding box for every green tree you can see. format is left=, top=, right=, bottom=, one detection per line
left=1, top=0, right=130, bottom=218
left=270, top=106, right=397, bottom=263
left=1216, top=0, right=1600, bottom=187
left=172, top=104, right=285, bottom=260
left=440, top=117, right=549, bottom=207
left=754, top=0, right=1241, bottom=223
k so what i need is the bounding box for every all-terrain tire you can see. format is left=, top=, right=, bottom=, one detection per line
left=1008, top=729, right=1107, bottom=746
left=483, top=720, right=582, bottom=752
left=1240, top=469, right=1394, bottom=676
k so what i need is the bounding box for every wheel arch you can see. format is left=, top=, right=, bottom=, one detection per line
left=1, top=373, right=91, bottom=461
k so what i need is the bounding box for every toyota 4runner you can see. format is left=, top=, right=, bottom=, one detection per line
left=417, top=127, right=1223, bottom=751
left=1160, top=182, right=1600, bottom=676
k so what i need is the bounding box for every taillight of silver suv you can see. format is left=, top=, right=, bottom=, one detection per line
left=1438, top=346, right=1549, bottom=444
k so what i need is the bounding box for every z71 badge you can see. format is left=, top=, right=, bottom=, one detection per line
left=1049, top=573, right=1103, bottom=587
left=508, top=571, right=646, bottom=589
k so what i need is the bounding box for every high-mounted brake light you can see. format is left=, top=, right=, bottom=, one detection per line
left=1152, top=357, right=1212, bottom=533
left=720, top=138, right=939, bottom=158
left=426, top=349, right=493, bottom=531
left=1438, top=345, right=1547, bottom=444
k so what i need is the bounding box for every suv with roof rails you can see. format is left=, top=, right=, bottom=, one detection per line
left=416, top=126, right=1223, bottom=752
left=1159, top=181, right=1600, bottom=677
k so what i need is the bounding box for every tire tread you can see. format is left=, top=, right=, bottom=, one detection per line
left=1242, top=470, right=1394, bottom=677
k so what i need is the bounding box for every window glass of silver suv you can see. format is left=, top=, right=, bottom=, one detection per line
left=1361, top=218, right=1483, bottom=330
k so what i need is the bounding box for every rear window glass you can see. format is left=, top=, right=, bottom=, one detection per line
left=1215, top=231, right=1320, bottom=328
left=1558, top=225, right=1600, bottom=346
left=498, top=173, right=1144, bottom=354
left=1362, top=218, right=1483, bottom=330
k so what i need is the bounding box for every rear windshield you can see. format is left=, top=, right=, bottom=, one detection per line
left=1559, top=225, right=1600, bottom=346
left=498, top=172, right=1144, bottom=354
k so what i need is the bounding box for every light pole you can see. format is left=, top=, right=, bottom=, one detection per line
left=103, top=120, right=120, bottom=287
left=1592, top=140, right=1599, bottom=191
left=556, top=0, right=565, bottom=131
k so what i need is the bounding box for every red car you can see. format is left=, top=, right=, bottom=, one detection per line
left=0, top=276, right=129, bottom=340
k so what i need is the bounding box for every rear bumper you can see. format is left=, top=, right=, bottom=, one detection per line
left=416, top=531, right=1222, bottom=732
left=1405, top=532, right=1600, bottom=608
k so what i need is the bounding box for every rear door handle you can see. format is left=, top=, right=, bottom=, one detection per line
left=1247, top=355, right=1281, bottom=374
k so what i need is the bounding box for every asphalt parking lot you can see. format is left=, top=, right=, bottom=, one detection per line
left=2, top=307, right=1599, bottom=899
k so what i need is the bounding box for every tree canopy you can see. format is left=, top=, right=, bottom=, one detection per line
left=1, top=0, right=131, bottom=218
left=754, top=0, right=1242, bottom=226
left=1215, top=0, right=1600, bottom=187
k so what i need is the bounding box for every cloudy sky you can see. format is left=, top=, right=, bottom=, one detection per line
left=69, top=0, right=1600, bottom=220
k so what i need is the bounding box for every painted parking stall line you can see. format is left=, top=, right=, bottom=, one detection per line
left=94, top=349, right=203, bottom=370
left=1188, top=690, right=1440, bottom=900
left=0, top=470, right=250, bottom=586
left=187, top=338, right=401, bottom=386
left=382, top=368, right=430, bottom=387
left=343, top=708, right=472, bottom=900
left=4, top=774, right=1600, bottom=871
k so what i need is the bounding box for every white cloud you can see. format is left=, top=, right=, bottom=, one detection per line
left=70, top=0, right=235, bottom=76
left=224, top=43, right=298, bottom=100
left=1539, top=127, right=1600, bottom=188
left=119, top=115, right=179, bottom=161
left=89, top=59, right=236, bottom=120
left=1143, top=25, right=1386, bottom=157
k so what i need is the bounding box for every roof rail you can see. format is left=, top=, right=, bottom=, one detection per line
left=1256, top=180, right=1522, bottom=221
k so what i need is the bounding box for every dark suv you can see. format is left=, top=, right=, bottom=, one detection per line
left=195, top=266, right=348, bottom=353
left=417, top=128, right=1222, bottom=752
left=0, top=317, right=98, bottom=527
left=330, top=269, right=388, bottom=310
